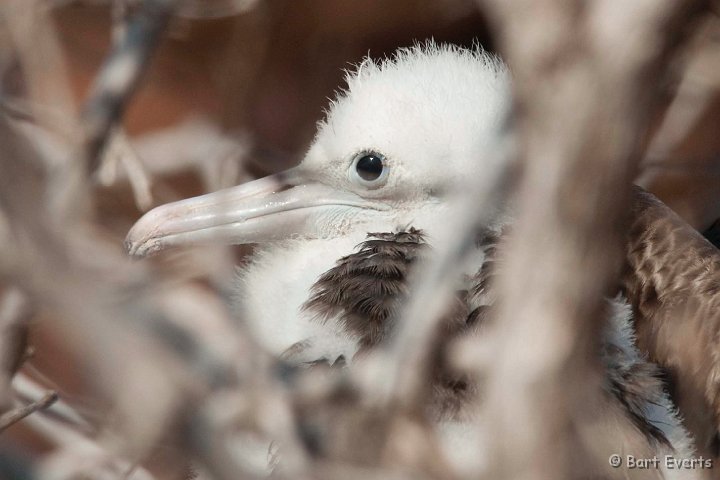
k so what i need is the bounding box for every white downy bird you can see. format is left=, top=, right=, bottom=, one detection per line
left=127, top=43, right=700, bottom=478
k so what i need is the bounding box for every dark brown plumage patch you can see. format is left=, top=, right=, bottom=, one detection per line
left=303, top=228, right=477, bottom=419
left=303, top=228, right=430, bottom=348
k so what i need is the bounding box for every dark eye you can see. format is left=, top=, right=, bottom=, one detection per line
left=356, top=154, right=384, bottom=180
left=349, top=151, right=388, bottom=188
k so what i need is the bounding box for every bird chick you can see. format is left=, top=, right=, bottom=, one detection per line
left=127, top=43, right=698, bottom=478
left=127, top=43, right=509, bottom=363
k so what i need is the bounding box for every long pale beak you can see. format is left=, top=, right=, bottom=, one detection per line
left=125, top=168, right=389, bottom=257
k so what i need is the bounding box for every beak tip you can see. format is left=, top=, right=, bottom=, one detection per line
left=124, top=237, right=144, bottom=258
left=125, top=207, right=169, bottom=258
left=124, top=227, right=155, bottom=258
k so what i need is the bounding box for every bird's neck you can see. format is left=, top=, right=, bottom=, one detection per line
left=231, top=208, right=507, bottom=363
left=232, top=234, right=370, bottom=361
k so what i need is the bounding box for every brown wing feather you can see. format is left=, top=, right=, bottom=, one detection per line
left=622, top=186, right=720, bottom=456
left=302, top=228, right=431, bottom=347
left=303, top=228, right=474, bottom=419
left=304, top=221, right=681, bottom=441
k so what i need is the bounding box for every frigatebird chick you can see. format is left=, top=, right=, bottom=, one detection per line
left=126, top=44, right=697, bottom=476
left=128, top=43, right=510, bottom=364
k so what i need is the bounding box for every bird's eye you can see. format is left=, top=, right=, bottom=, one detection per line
left=349, top=151, right=388, bottom=188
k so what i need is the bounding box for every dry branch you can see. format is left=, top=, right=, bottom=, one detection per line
left=0, top=108, right=305, bottom=479
left=362, top=145, right=515, bottom=409
left=81, top=0, right=179, bottom=171
left=475, top=0, right=711, bottom=478
left=0, top=390, right=58, bottom=433
left=0, top=287, right=30, bottom=411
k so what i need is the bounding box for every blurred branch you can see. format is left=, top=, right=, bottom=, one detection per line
left=97, top=127, right=154, bottom=211
left=645, top=12, right=720, bottom=161
left=0, top=390, right=58, bottom=433
left=111, top=0, right=130, bottom=44
left=93, top=0, right=156, bottom=211
left=177, top=0, right=259, bottom=19
left=129, top=118, right=251, bottom=191
left=81, top=0, right=179, bottom=173
left=0, top=287, right=30, bottom=412
left=0, top=111, right=305, bottom=478
left=361, top=143, right=515, bottom=409
left=26, top=405, right=157, bottom=480
left=2, top=0, right=89, bottom=222
left=13, top=373, right=96, bottom=436
left=2, top=0, right=79, bottom=141
left=474, top=0, right=711, bottom=479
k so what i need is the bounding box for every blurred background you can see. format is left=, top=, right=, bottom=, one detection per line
left=2, top=1, right=720, bottom=478
left=40, top=1, right=720, bottom=232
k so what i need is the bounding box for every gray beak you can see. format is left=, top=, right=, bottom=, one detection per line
left=125, top=168, right=389, bottom=257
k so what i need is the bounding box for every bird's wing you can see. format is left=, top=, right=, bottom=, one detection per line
left=302, top=228, right=475, bottom=420
left=302, top=228, right=431, bottom=348
left=622, top=185, right=720, bottom=456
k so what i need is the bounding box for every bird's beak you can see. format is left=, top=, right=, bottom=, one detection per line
left=125, top=168, right=389, bottom=257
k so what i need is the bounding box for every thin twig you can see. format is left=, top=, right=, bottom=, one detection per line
left=82, top=0, right=179, bottom=172
left=0, top=390, right=58, bottom=432
left=13, top=372, right=96, bottom=435
left=0, top=287, right=30, bottom=411
left=98, top=128, right=154, bottom=211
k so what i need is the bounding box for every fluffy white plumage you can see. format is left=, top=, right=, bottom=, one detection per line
left=236, top=44, right=509, bottom=360
left=306, top=43, right=509, bottom=204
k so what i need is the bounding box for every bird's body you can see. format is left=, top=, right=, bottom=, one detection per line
left=623, top=188, right=720, bottom=461
left=234, top=236, right=366, bottom=362
left=126, top=43, right=714, bottom=477
left=234, top=228, right=490, bottom=364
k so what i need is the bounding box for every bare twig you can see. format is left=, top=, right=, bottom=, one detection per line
left=97, top=128, right=154, bottom=210
left=92, top=0, right=156, bottom=211
left=0, top=287, right=30, bottom=410
left=27, top=406, right=157, bottom=480
left=0, top=111, right=189, bottom=468
left=0, top=390, right=58, bottom=432
left=13, top=372, right=96, bottom=435
left=81, top=0, right=179, bottom=172
left=178, top=0, right=259, bottom=18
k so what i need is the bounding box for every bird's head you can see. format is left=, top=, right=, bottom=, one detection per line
left=126, top=43, right=509, bottom=256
